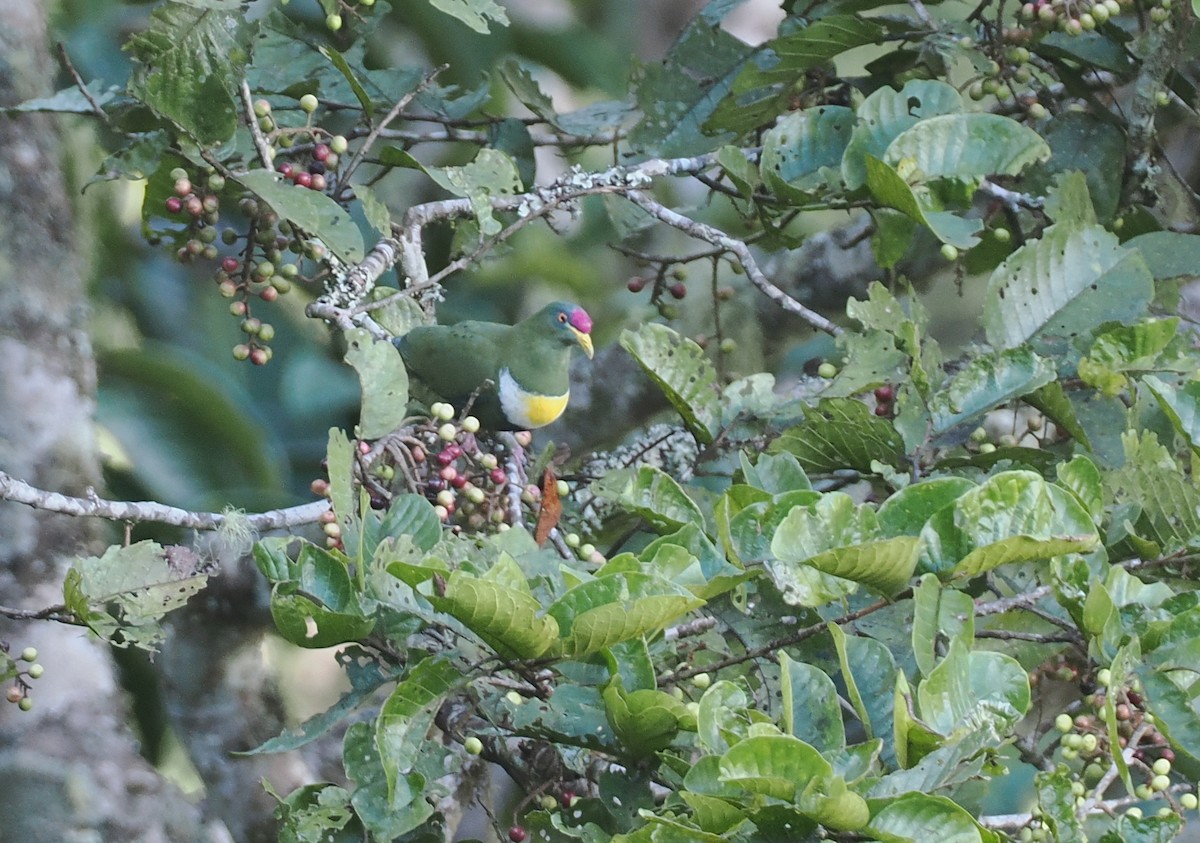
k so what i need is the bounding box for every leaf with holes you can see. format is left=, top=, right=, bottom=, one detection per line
left=621, top=323, right=721, bottom=444
left=883, top=113, right=1050, bottom=182
left=983, top=223, right=1153, bottom=353
left=770, top=398, right=906, bottom=474
left=761, top=106, right=855, bottom=200
left=864, top=155, right=983, bottom=248
left=842, top=80, right=964, bottom=190
left=426, top=148, right=523, bottom=235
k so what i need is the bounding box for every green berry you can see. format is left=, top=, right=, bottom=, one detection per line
left=506, top=691, right=523, bottom=706
left=252, top=99, right=271, bottom=117
left=1135, top=784, right=1153, bottom=799
left=556, top=479, right=569, bottom=497
left=993, top=227, right=1011, bottom=243
left=691, top=672, right=712, bottom=689
left=325, top=13, right=343, bottom=30
left=360, top=0, right=375, bottom=5
left=435, top=402, right=456, bottom=422
left=464, top=736, right=483, bottom=755
left=300, top=94, right=319, bottom=113
left=540, top=794, right=558, bottom=811
left=437, top=423, right=457, bottom=442
left=1055, top=713, right=1074, bottom=733
left=1155, top=90, right=1170, bottom=107
left=1181, top=793, right=1198, bottom=810
left=817, top=362, right=838, bottom=378
left=19, top=647, right=37, bottom=662
left=1080, top=733, right=1098, bottom=753
left=979, top=443, right=997, bottom=454
left=1152, top=774, right=1171, bottom=792
left=1153, top=758, right=1172, bottom=776
left=465, top=486, right=485, bottom=505
left=579, top=543, right=596, bottom=558
left=461, top=416, right=480, bottom=434
left=257, top=323, right=276, bottom=342
left=565, top=533, right=581, bottom=548
left=17, top=697, right=32, bottom=712
left=940, top=243, right=959, bottom=261
left=1097, top=668, right=1112, bottom=686
left=436, top=489, right=455, bottom=508
left=26, top=664, right=43, bottom=680
left=330, top=135, right=349, bottom=155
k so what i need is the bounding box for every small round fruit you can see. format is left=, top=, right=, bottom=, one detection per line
left=940, top=243, right=960, bottom=261
left=579, top=543, right=596, bottom=558
left=874, top=385, right=895, bottom=402
left=438, top=423, right=457, bottom=442
left=1155, top=90, right=1170, bottom=107
left=436, top=403, right=456, bottom=422
left=817, top=362, right=838, bottom=378
left=26, top=664, right=43, bottom=680
left=1181, top=793, right=1198, bottom=810
left=490, top=468, right=507, bottom=485
left=509, top=828, right=527, bottom=843
left=464, top=736, right=483, bottom=755
left=1126, top=807, right=1143, bottom=819
left=1055, top=713, right=1074, bottom=733
left=330, top=135, right=349, bottom=155
left=436, top=489, right=456, bottom=508
left=979, top=442, right=997, bottom=454
left=719, top=337, right=737, bottom=354
left=165, top=196, right=183, bottom=214
left=253, top=99, right=271, bottom=117
left=17, top=697, right=32, bottom=712
left=565, top=532, right=581, bottom=548
left=556, top=479, right=569, bottom=497
left=1028, top=102, right=1048, bottom=120
left=1097, top=668, right=1112, bottom=687
left=993, top=227, right=1012, bottom=243
left=6, top=686, right=22, bottom=703
left=506, top=691, right=523, bottom=706
left=668, top=282, right=687, bottom=300
left=232, top=344, right=251, bottom=361
left=1151, top=774, right=1171, bottom=792
left=19, top=647, right=37, bottom=662
left=434, top=504, right=449, bottom=521
left=540, top=795, right=558, bottom=811
left=969, top=427, right=988, bottom=444
left=325, top=13, right=343, bottom=31
left=461, top=416, right=481, bottom=434
left=626, top=276, right=646, bottom=293
left=1152, top=757, right=1172, bottom=776
left=691, top=672, right=712, bottom=689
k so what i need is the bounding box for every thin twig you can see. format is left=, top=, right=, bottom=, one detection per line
left=240, top=80, right=275, bottom=172
left=340, top=64, right=448, bottom=187
left=625, top=191, right=843, bottom=336
left=55, top=43, right=111, bottom=125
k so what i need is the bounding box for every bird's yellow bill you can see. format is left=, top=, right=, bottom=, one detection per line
left=571, top=327, right=594, bottom=359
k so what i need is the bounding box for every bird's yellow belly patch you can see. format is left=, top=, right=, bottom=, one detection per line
left=499, top=368, right=569, bottom=429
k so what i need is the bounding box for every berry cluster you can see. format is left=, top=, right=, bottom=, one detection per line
left=872, top=384, right=895, bottom=418
left=3, top=644, right=42, bottom=713
left=1018, top=0, right=1134, bottom=35
left=311, top=406, right=598, bottom=544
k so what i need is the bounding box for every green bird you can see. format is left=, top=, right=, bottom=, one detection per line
left=393, top=301, right=594, bottom=431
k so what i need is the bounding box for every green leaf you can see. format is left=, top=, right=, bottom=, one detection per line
left=320, top=46, right=373, bottom=118
left=717, top=145, right=761, bottom=198
left=428, top=0, right=509, bottom=33
left=883, top=113, right=1050, bottom=181
left=377, top=495, right=442, bottom=553
left=864, top=155, right=983, bottom=249
left=345, top=722, right=431, bottom=840
left=780, top=653, right=845, bottom=752
left=125, top=0, right=251, bottom=143
left=760, top=106, right=855, bottom=200
left=604, top=677, right=694, bottom=756
left=1056, top=455, right=1104, bottom=526
left=696, top=680, right=755, bottom=755
left=842, top=80, right=963, bottom=190
left=740, top=451, right=811, bottom=495
left=629, top=16, right=751, bottom=156
left=865, top=792, right=991, bottom=843
left=499, top=59, right=561, bottom=129
left=592, top=465, right=706, bottom=533
left=1035, top=769, right=1085, bottom=843
left=429, top=572, right=559, bottom=659
left=241, top=652, right=392, bottom=755
left=1025, top=381, right=1092, bottom=449
left=235, top=170, right=364, bottom=264
left=1124, top=231, right=1200, bottom=281
left=6, top=81, right=123, bottom=114
left=68, top=540, right=207, bottom=649
left=270, top=546, right=375, bottom=648
left=708, top=16, right=888, bottom=133
left=1142, top=374, right=1200, bottom=459
left=342, top=329, right=408, bottom=440
left=375, top=657, right=464, bottom=799
left=877, top=477, right=974, bottom=537
left=356, top=185, right=392, bottom=237
left=919, top=640, right=1030, bottom=736
left=912, top=575, right=974, bottom=678
left=1027, top=114, right=1126, bottom=223
left=983, top=222, right=1154, bottom=353
left=719, top=735, right=831, bottom=799
left=928, top=347, right=1056, bottom=436
left=770, top=397, right=906, bottom=474
left=805, top=537, right=920, bottom=598
left=1107, top=431, right=1200, bottom=555
left=425, top=148, right=522, bottom=236
left=558, top=578, right=704, bottom=659
left=830, top=624, right=897, bottom=747
left=950, top=534, right=1098, bottom=581
left=326, top=427, right=363, bottom=563
left=620, top=324, right=721, bottom=444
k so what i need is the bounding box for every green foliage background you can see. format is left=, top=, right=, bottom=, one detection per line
left=7, top=0, right=1200, bottom=840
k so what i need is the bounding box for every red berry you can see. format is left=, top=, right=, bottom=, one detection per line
left=174, top=177, right=192, bottom=197
left=874, top=385, right=895, bottom=402
left=874, top=403, right=892, bottom=417
left=313, top=144, right=331, bottom=162
left=165, top=196, right=183, bottom=213
left=509, top=828, right=527, bottom=843
left=440, top=465, right=458, bottom=482
left=279, top=163, right=294, bottom=178
left=221, top=256, right=239, bottom=273
left=436, top=450, right=455, bottom=467
left=249, top=347, right=269, bottom=365
left=185, top=196, right=204, bottom=216
left=426, top=477, right=445, bottom=493
left=310, top=173, right=327, bottom=192
left=446, top=444, right=462, bottom=459
left=490, top=468, right=507, bottom=485
left=561, top=791, right=576, bottom=808
left=260, top=286, right=279, bottom=302
left=294, top=172, right=313, bottom=188
left=627, top=276, right=646, bottom=293
left=450, top=474, right=468, bottom=489
left=668, top=282, right=687, bottom=299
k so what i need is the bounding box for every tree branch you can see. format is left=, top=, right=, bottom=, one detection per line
left=0, top=471, right=329, bottom=531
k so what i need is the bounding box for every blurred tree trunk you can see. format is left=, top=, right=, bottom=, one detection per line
left=0, top=2, right=201, bottom=840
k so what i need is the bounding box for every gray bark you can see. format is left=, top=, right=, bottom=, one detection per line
left=0, top=2, right=202, bottom=840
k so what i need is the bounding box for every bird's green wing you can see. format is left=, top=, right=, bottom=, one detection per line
left=396, top=321, right=506, bottom=402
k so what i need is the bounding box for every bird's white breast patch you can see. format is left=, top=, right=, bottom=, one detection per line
left=498, top=368, right=569, bottom=429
